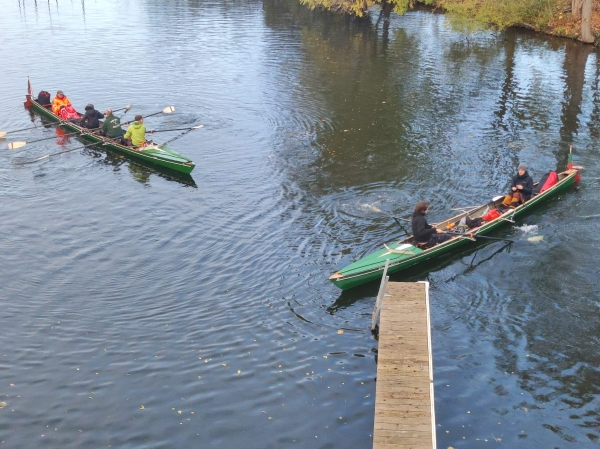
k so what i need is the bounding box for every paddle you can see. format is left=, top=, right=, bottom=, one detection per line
left=149, top=125, right=204, bottom=134
left=13, top=141, right=104, bottom=165
left=0, top=123, right=52, bottom=139
left=446, top=231, right=515, bottom=243
left=123, top=106, right=175, bottom=125
left=111, top=104, right=131, bottom=113
left=7, top=127, right=100, bottom=150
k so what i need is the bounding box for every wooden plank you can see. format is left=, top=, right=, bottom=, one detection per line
left=373, top=281, right=436, bottom=449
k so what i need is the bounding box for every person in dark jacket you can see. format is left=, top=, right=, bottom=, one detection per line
left=411, top=201, right=453, bottom=248
left=501, top=163, right=534, bottom=208
left=79, top=104, right=104, bottom=130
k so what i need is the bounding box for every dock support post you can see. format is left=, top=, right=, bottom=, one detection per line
left=371, top=259, right=390, bottom=331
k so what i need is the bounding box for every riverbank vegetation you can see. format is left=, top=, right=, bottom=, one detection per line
left=299, top=0, right=599, bottom=44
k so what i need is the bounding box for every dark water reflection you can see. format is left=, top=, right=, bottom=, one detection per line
left=0, top=0, right=599, bottom=447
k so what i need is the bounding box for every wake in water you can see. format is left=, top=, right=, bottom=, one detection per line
left=515, top=224, right=544, bottom=243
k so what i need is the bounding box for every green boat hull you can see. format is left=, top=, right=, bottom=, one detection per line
left=330, top=170, right=578, bottom=290
left=29, top=100, right=196, bottom=174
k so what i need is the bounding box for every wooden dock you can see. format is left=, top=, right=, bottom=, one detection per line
left=373, top=281, right=436, bottom=449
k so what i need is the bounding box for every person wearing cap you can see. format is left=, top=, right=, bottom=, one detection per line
left=51, top=90, right=72, bottom=115
left=123, top=115, right=147, bottom=147
left=101, top=109, right=124, bottom=139
left=79, top=104, right=104, bottom=130
left=501, top=163, right=534, bottom=208
left=412, top=201, right=454, bottom=248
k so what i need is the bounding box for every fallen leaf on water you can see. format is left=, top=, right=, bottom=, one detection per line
left=0, top=402, right=7, bottom=409
left=178, top=410, right=182, bottom=414
left=337, top=330, right=344, bottom=334
left=140, top=405, right=145, bottom=410
left=237, top=370, right=241, bottom=374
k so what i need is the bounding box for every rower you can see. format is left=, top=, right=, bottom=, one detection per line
left=79, top=104, right=104, bottom=130
left=411, top=201, right=453, bottom=249
left=124, top=115, right=147, bottom=147
left=101, top=109, right=124, bottom=140
left=501, top=163, right=533, bottom=208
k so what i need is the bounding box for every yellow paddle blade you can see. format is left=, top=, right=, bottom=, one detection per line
left=163, top=106, right=175, bottom=114
left=8, top=141, right=26, bottom=150
left=0, top=132, right=6, bottom=138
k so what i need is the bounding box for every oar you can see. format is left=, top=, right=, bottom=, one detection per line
left=149, top=125, right=204, bottom=134
left=161, top=125, right=204, bottom=147
left=446, top=231, right=515, bottom=243
left=8, top=127, right=100, bottom=150
left=0, top=123, right=51, bottom=138
left=123, top=106, right=175, bottom=125
left=111, top=104, right=131, bottom=113
left=13, top=141, right=104, bottom=165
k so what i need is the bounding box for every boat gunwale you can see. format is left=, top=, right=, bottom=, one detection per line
left=330, top=169, right=578, bottom=284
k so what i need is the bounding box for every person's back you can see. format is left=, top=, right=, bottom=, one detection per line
left=124, top=115, right=146, bottom=146
left=80, top=104, right=104, bottom=129
left=101, top=109, right=123, bottom=138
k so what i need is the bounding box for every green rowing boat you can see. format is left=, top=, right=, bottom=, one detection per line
left=26, top=96, right=195, bottom=175
left=329, top=168, right=579, bottom=290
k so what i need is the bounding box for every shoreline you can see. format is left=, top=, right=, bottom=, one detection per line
left=414, top=0, right=599, bottom=46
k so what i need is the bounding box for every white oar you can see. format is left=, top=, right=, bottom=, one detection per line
left=123, top=106, right=175, bottom=125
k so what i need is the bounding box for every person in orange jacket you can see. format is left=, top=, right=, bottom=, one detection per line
left=52, top=90, right=72, bottom=115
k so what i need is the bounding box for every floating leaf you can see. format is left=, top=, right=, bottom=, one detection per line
left=140, top=405, right=145, bottom=410
left=337, top=330, right=344, bottom=334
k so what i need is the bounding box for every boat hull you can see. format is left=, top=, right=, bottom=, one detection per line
left=330, top=170, right=578, bottom=290
left=29, top=100, right=196, bottom=174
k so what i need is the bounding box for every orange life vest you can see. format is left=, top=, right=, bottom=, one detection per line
left=52, top=95, right=72, bottom=115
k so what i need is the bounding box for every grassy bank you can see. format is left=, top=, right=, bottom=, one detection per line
left=299, top=0, right=600, bottom=44
left=429, top=0, right=599, bottom=43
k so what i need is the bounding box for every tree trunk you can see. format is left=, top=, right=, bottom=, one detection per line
left=581, top=0, right=594, bottom=43
left=572, top=0, right=582, bottom=19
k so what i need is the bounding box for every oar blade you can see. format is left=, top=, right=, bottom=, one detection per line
left=0, top=132, right=7, bottom=138
left=163, top=106, right=175, bottom=114
left=8, top=141, right=26, bottom=150
left=125, top=104, right=131, bottom=111
left=191, top=125, right=204, bottom=129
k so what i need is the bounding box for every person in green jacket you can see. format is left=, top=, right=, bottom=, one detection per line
left=101, top=109, right=124, bottom=139
left=124, top=115, right=147, bottom=147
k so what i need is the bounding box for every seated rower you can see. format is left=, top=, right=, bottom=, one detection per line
left=501, top=163, right=533, bottom=208
left=101, top=109, right=124, bottom=139
left=412, top=201, right=453, bottom=248
left=124, top=115, right=147, bottom=147
left=52, top=90, right=72, bottom=115
left=79, top=104, right=104, bottom=130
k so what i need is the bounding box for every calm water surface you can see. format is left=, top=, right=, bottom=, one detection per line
left=0, top=0, right=599, bottom=447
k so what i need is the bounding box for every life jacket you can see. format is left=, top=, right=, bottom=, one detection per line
left=36, top=91, right=51, bottom=106
left=58, top=105, right=80, bottom=120
left=52, top=95, right=72, bottom=115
